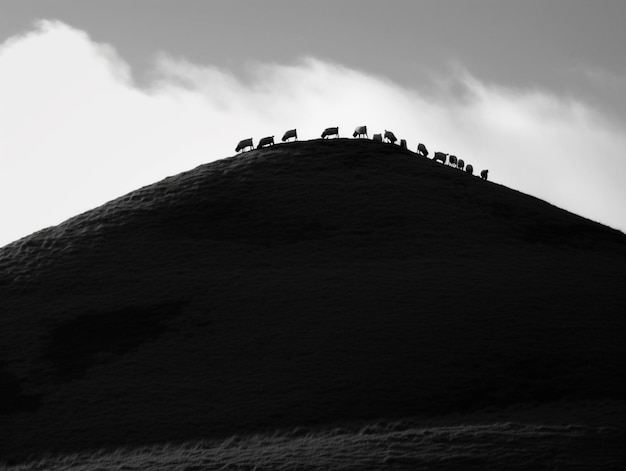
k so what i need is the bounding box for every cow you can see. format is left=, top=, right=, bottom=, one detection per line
left=373, top=133, right=383, bottom=142
left=321, top=126, right=339, bottom=139
left=400, top=139, right=407, bottom=149
left=353, top=125, right=368, bottom=138
left=384, top=130, right=397, bottom=144
left=235, top=138, right=254, bottom=153
left=258, top=136, right=275, bottom=148
left=433, top=152, right=447, bottom=164
left=457, top=159, right=465, bottom=170
left=448, top=155, right=458, bottom=167
left=282, top=129, right=297, bottom=142
left=466, top=164, right=474, bottom=175
left=481, top=169, right=489, bottom=180
left=417, top=143, right=429, bottom=157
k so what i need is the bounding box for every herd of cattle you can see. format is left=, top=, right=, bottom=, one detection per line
left=235, top=126, right=489, bottom=180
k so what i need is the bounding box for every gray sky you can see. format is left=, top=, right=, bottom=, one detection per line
left=3, top=0, right=624, bottom=115
left=1, top=0, right=625, bottom=246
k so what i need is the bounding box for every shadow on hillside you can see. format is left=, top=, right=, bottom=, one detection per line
left=44, top=300, right=186, bottom=381
left=0, top=366, right=41, bottom=414
left=524, top=222, right=626, bottom=248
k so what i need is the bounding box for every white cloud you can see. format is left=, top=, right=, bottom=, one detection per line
left=1, top=20, right=625, bottom=247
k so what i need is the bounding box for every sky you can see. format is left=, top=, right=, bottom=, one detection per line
left=1, top=0, right=625, bottom=247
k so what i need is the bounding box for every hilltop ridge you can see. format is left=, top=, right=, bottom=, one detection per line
left=2, top=138, right=623, bottom=278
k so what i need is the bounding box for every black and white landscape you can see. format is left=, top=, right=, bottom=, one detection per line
left=2, top=2, right=626, bottom=469
left=1, top=138, right=625, bottom=469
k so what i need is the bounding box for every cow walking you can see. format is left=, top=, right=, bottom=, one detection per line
left=321, top=127, right=339, bottom=139
left=417, top=143, right=429, bottom=157
left=433, top=152, right=447, bottom=164
left=353, top=125, right=368, bottom=138
left=235, top=138, right=254, bottom=153
left=384, top=130, right=397, bottom=144
left=282, top=129, right=297, bottom=142
left=258, top=136, right=274, bottom=148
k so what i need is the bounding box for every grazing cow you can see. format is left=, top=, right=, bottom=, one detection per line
left=481, top=169, right=489, bottom=180
left=258, top=136, right=275, bottom=148
left=448, top=155, right=458, bottom=167
left=466, top=164, right=474, bottom=175
left=384, top=130, right=397, bottom=144
left=353, top=125, right=368, bottom=138
left=433, top=152, right=447, bottom=164
left=417, top=143, right=429, bottom=157
left=282, top=129, right=297, bottom=142
left=457, top=159, right=465, bottom=170
left=373, top=133, right=383, bottom=142
left=235, top=138, right=254, bottom=153
left=400, top=139, right=407, bottom=149
left=321, top=126, right=339, bottom=139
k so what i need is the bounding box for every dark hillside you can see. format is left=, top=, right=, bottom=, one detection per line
left=1, top=138, right=625, bottom=460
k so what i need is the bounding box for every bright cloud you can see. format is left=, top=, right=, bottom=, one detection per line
left=1, top=20, right=625, bottom=247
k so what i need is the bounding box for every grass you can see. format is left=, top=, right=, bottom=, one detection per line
left=0, top=138, right=625, bottom=464
left=4, top=406, right=624, bottom=470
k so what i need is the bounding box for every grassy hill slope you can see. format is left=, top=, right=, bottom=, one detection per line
left=1, top=138, right=625, bottom=460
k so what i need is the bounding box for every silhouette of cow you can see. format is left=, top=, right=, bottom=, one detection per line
left=373, top=133, right=383, bottom=142
left=353, top=125, right=368, bottom=138
left=282, top=129, right=297, bottom=142
left=417, top=143, right=429, bottom=157
left=258, top=136, right=275, bottom=148
left=321, top=127, right=339, bottom=139
left=466, top=164, right=474, bottom=175
left=448, top=155, right=458, bottom=167
left=236, top=138, right=254, bottom=153
left=481, top=169, right=489, bottom=180
left=400, top=139, right=407, bottom=149
left=434, top=152, right=447, bottom=164
left=457, top=159, right=465, bottom=170
left=384, top=130, right=397, bottom=144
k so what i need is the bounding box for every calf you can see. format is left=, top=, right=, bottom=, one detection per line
left=373, top=133, right=383, bottom=142
left=321, top=126, right=339, bottom=139
left=466, top=164, right=474, bottom=175
left=258, top=136, right=275, bottom=148
left=457, top=159, right=465, bottom=170
left=481, top=169, right=489, bottom=180
left=448, top=155, right=458, bottom=167
left=400, top=139, right=407, bottom=149
left=235, top=138, right=254, bottom=153
left=282, top=129, right=297, bottom=142
left=353, top=125, right=368, bottom=138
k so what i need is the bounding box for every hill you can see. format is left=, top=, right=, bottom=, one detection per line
left=1, top=138, right=625, bottom=462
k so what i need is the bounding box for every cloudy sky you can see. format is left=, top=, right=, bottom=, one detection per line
left=1, top=0, right=625, bottom=246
